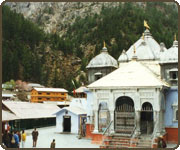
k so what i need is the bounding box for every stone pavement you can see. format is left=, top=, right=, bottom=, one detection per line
left=20, top=126, right=99, bottom=148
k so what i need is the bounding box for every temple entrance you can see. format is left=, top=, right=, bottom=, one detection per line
left=63, top=116, right=71, bottom=132
left=114, top=96, right=135, bottom=135
left=140, top=102, right=153, bottom=135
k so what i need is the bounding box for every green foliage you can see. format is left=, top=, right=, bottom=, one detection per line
left=66, top=2, right=178, bottom=60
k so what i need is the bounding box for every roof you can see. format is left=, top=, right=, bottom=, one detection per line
left=2, top=94, right=16, bottom=97
left=33, top=87, right=68, bottom=93
left=160, top=40, right=178, bottom=63
left=126, top=29, right=161, bottom=61
left=28, top=83, right=44, bottom=87
left=2, top=110, right=19, bottom=121
left=118, top=50, right=128, bottom=62
left=86, top=46, right=118, bottom=68
left=2, top=101, right=60, bottom=119
left=55, top=106, right=87, bottom=115
left=74, top=86, right=88, bottom=93
left=88, top=60, right=169, bottom=89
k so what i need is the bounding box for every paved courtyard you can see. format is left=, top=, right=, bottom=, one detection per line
left=19, top=126, right=177, bottom=148
left=20, top=126, right=99, bottom=148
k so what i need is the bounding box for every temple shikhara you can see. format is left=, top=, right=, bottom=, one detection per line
left=85, top=22, right=178, bottom=148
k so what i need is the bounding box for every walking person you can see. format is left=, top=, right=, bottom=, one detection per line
left=50, top=139, right=56, bottom=149
left=21, top=130, right=26, bottom=148
left=32, top=128, right=39, bottom=147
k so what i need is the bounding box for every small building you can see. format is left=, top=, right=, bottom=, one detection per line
left=31, top=87, right=68, bottom=103
left=2, top=93, right=16, bottom=100
left=73, top=86, right=87, bottom=98
left=27, top=83, right=45, bottom=91
left=55, top=106, right=87, bottom=134
left=2, top=101, right=60, bottom=130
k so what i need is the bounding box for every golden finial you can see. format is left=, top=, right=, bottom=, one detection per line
left=142, top=33, right=145, bottom=40
left=103, top=41, right=106, bottom=48
left=133, top=45, right=136, bottom=54
left=174, top=34, right=176, bottom=41
left=144, top=20, right=150, bottom=29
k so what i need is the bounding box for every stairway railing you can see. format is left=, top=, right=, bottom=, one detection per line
left=103, top=120, right=113, bottom=136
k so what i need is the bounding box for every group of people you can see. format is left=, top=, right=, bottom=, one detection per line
left=2, top=128, right=56, bottom=148
left=2, top=129, right=26, bottom=148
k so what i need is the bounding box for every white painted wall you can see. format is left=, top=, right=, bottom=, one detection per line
left=56, top=110, right=79, bottom=134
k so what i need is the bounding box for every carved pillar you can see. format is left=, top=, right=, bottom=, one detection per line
left=134, top=111, right=141, bottom=136
left=93, top=110, right=99, bottom=133
left=110, top=110, right=115, bottom=134
left=154, top=111, right=161, bottom=136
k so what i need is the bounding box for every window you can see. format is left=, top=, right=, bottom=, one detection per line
left=38, top=98, right=42, bottom=100
left=169, top=69, right=178, bottom=80
left=38, top=92, right=42, bottom=95
left=172, top=100, right=178, bottom=122
left=47, top=93, right=50, bottom=95
left=61, top=93, right=65, bottom=95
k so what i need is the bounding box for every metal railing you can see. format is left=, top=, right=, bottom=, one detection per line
left=103, top=120, right=113, bottom=136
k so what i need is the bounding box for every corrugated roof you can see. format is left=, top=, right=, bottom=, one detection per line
left=33, top=87, right=68, bottom=92
left=2, top=101, right=60, bottom=119
left=88, top=61, right=169, bottom=89
left=56, top=106, right=87, bottom=115
left=2, top=110, right=19, bottom=121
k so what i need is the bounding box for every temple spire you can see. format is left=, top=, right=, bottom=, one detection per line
left=103, top=41, right=106, bottom=48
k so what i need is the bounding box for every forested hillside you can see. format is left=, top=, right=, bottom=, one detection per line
left=2, top=2, right=178, bottom=93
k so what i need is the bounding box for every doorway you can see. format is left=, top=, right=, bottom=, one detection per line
left=140, top=102, right=153, bottom=135
left=63, top=116, right=71, bottom=132
left=114, top=96, right=135, bottom=134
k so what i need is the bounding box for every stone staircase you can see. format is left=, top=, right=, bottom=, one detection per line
left=100, top=134, right=131, bottom=148
left=136, top=135, right=152, bottom=148
left=100, top=134, right=153, bottom=148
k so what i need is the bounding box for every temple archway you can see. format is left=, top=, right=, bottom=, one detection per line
left=140, top=102, right=153, bottom=135
left=114, top=96, right=135, bottom=135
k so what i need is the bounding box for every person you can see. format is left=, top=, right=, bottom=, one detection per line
left=21, top=130, right=26, bottom=148
left=10, top=131, right=16, bottom=148
left=17, top=130, right=21, bottom=147
left=13, top=131, right=19, bottom=148
left=50, top=139, right=56, bottom=149
left=157, top=136, right=167, bottom=148
left=2, top=130, right=10, bottom=148
left=32, top=128, right=39, bottom=147
left=82, top=121, right=86, bottom=137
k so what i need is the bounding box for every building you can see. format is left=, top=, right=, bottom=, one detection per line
left=85, top=28, right=178, bottom=147
left=73, top=86, right=87, bottom=98
left=2, top=101, right=60, bottom=130
left=2, top=93, right=16, bottom=100
left=55, top=106, right=86, bottom=134
left=86, top=42, right=118, bottom=84
left=31, top=88, right=68, bottom=103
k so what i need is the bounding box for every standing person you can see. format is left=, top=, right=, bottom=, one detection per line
left=50, top=139, right=56, bottom=149
left=21, top=130, right=26, bottom=148
left=13, top=131, right=19, bottom=148
left=17, top=130, right=21, bottom=147
left=9, top=131, right=16, bottom=148
left=2, top=130, right=10, bottom=148
left=32, top=128, right=39, bottom=147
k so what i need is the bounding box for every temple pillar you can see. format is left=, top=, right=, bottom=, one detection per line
left=134, top=111, right=141, bottom=137
left=93, top=110, right=99, bottom=133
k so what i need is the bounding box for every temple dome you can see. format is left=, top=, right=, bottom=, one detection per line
left=160, top=39, right=178, bottom=63
left=86, top=46, right=118, bottom=69
left=118, top=50, right=128, bottom=62
left=126, top=29, right=161, bottom=61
